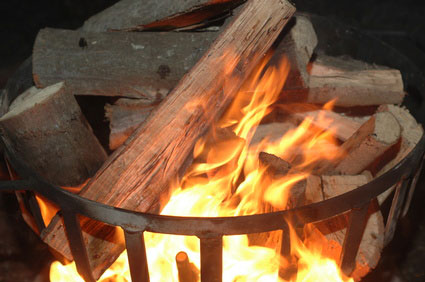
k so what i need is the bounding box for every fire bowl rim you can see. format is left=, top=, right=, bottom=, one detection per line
left=1, top=133, right=424, bottom=237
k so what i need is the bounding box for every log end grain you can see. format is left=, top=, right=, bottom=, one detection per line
left=0, top=82, right=107, bottom=186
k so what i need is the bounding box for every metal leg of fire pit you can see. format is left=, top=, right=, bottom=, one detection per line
left=384, top=179, right=409, bottom=246
left=402, top=157, right=424, bottom=217
left=279, top=221, right=296, bottom=280
left=124, top=230, right=150, bottom=282
left=24, top=191, right=46, bottom=231
left=62, top=210, right=96, bottom=282
left=200, top=236, right=222, bottom=282
left=340, top=202, right=370, bottom=276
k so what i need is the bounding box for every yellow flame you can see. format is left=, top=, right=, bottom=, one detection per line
left=49, top=53, right=353, bottom=281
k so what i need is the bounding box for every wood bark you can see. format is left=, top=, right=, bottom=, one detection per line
left=81, top=0, right=245, bottom=32
left=318, top=112, right=401, bottom=175
left=282, top=54, right=405, bottom=107
left=41, top=1, right=296, bottom=278
left=305, top=174, right=385, bottom=281
left=33, top=28, right=218, bottom=100
left=0, top=82, right=107, bottom=186
left=105, top=98, right=156, bottom=150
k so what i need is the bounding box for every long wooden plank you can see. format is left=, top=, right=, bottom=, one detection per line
left=42, top=0, right=296, bottom=278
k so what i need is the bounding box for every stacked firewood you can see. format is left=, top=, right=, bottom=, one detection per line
left=0, top=0, right=423, bottom=280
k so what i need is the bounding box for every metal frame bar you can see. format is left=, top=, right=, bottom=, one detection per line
left=0, top=135, right=424, bottom=281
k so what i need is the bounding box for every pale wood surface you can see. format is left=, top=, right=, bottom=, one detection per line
left=376, top=105, right=423, bottom=204
left=332, top=112, right=401, bottom=175
left=105, top=98, right=156, bottom=150
left=273, top=13, right=318, bottom=90
left=315, top=112, right=401, bottom=175
left=282, top=54, right=405, bottom=106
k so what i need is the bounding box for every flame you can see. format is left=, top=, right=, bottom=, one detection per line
left=35, top=180, right=88, bottom=227
left=49, top=53, right=353, bottom=281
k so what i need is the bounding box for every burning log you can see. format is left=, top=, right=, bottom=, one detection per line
left=250, top=152, right=321, bottom=248
left=33, top=28, right=218, bottom=100
left=250, top=122, right=296, bottom=147
left=41, top=0, right=296, bottom=278
left=0, top=82, right=107, bottom=186
left=105, top=98, right=156, bottom=150
left=259, top=152, right=307, bottom=210
left=283, top=54, right=405, bottom=107
left=306, top=174, right=385, bottom=281
left=319, top=111, right=401, bottom=175
left=81, top=0, right=245, bottom=32
left=376, top=105, right=423, bottom=204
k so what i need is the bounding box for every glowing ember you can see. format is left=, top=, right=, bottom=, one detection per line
left=48, top=53, right=353, bottom=281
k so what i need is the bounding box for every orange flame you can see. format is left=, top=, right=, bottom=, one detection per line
left=49, top=53, right=353, bottom=281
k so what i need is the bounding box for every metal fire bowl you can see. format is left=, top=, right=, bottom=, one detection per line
left=0, top=129, right=424, bottom=282
left=1, top=14, right=425, bottom=282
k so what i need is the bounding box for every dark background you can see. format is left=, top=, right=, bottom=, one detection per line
left=0, top=0, right=424, bottom=281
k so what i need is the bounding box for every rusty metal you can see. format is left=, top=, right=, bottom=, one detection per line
left=0, top=133, right=424, bottom=281
left=340, top=202, right=370, bottom=275
left=124, top=230, right=150, bottom=282
left=200, top=237, right=223, bottom=282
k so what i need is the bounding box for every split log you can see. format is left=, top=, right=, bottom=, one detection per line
left=33, top=28, right=218, bottom=100
left=259, top=152, right=307, bottom=210
left=0, top=82, right=107, bottom=186
left=282, top=54, right=405, bottom=107
left=376, top=105, right=423, bottom=204
left=276, top=13, right=317, bottom=90
left=81, top=0, right=245, bottom=32
left=41, top=1, right=296, bottom=278
left=105, top=98, right=156, bottom=150
left=249, top=152, right=321, bottom=248
left=250, top=122, right=296, bottom=147
left=305, top=174, right=385, bottom=281
left=278, top=104, right=367, bottom=142
left=318, top=111, right=401, bottom=175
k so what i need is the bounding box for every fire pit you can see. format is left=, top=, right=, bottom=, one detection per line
left=1, top=2, right=425, bottom=282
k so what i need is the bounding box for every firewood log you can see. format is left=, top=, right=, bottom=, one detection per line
left=250, top=122, right=296, bottom=146
left=282, top=54, right=405, bottom=107
left=270, top=13, right=318, bottom=90
left=318, top=111, right=401, bottom=175
left=249, top=152, right=321, bottom=249
left=376, top=105, right=423, bottom=204
left=41, top=0, right=296, bottom=278
left=259, top=152, right=307, bottom=210
left=105, top=98, right=156, bottom=150
left=33, top=28, right=218, bottom=100
left=81, top=0, right=245, bottom=32
left=278, top=104, right=367, bottom=142
left=305, top=174, right=385, bottom=281
left=0, top=82, right=107, bottom=186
